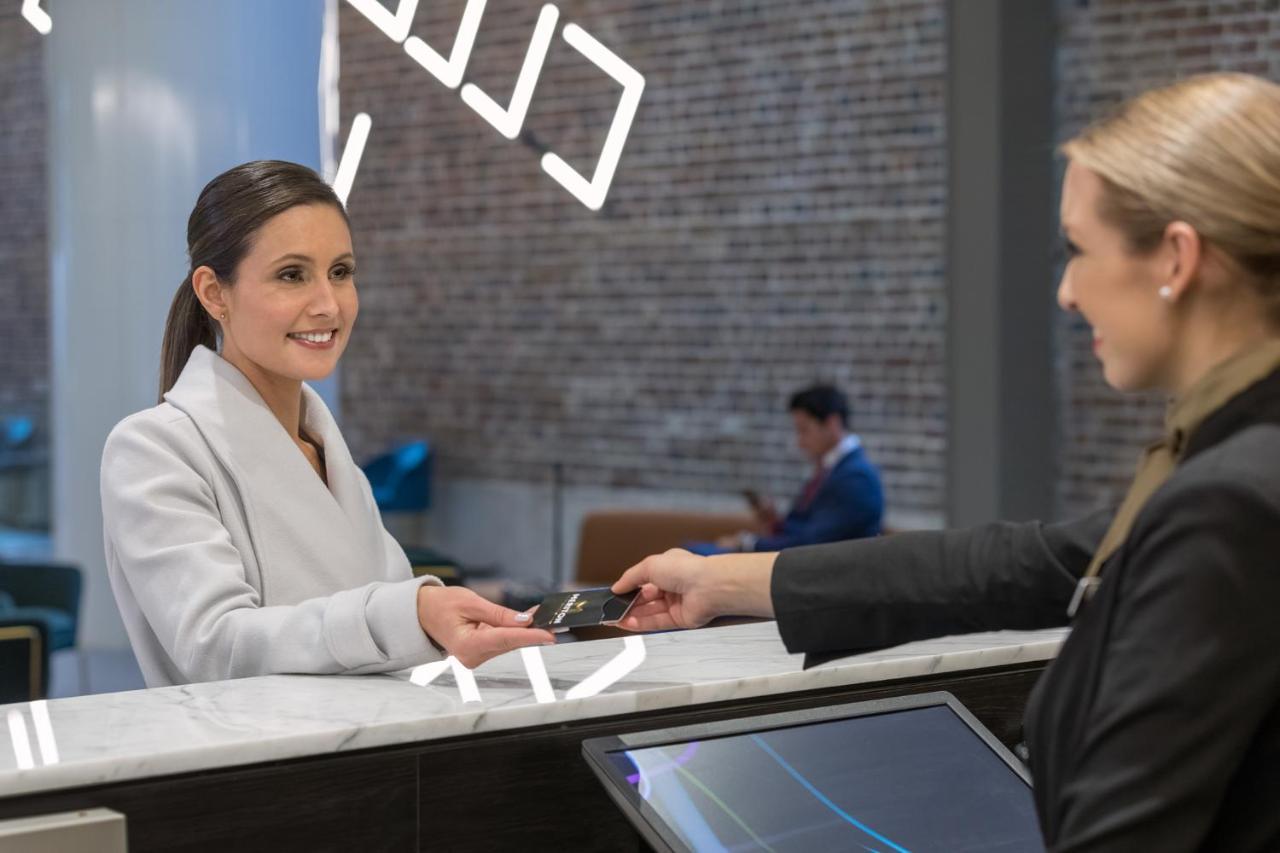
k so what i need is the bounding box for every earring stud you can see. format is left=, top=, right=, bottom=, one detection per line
left=1158, top=286, right=1173, bottom=301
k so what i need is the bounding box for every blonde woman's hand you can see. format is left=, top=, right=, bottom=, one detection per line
left=610, top=548, right=778, bottom=632
left=416, top=585, right=555, bottom=669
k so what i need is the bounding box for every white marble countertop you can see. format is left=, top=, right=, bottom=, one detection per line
left=0, top=622, right=1066, bottom=799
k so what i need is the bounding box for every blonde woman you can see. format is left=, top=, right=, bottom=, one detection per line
left=614, top=73, right=1280, bottom=850
left=101, top=161, right=554, bottom=687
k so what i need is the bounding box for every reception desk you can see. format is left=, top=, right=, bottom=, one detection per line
left=0, top=622, right=1064, bottom=851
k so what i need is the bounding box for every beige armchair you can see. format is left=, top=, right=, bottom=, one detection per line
left=574, top=509, right=753, bottom=586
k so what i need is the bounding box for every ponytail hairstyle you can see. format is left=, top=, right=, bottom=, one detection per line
left=1061, top=72, right=1280, bottom=327
left=158, top=160, right=349, bottom=402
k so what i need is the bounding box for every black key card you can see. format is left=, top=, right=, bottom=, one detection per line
left=530, top=588, right=640, bottom=631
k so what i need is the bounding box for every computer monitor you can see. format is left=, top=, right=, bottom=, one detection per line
left=583, top=691, right=1043, bottom=852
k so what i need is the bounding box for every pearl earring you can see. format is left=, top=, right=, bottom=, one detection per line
left=221, top=312, right=227, bottom=321
left=1158, top=286, right=1173, bottom=301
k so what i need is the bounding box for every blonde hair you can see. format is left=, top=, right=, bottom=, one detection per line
left=1061, top=72, right=1280, bottom=324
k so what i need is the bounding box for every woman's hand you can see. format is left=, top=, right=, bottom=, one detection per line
left=610, top=548, right=779, bottom=632
left=416, top=585, right=555, bottom=669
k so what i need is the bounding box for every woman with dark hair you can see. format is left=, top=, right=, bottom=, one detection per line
left=614, top=73, right=1280, bottom=850
left=101, top=160, right=554, bottom=687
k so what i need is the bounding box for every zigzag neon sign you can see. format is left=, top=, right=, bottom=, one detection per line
left=411, top=635, right=646, bottom=703
left=346, top=0, right=645, bottom=211
left=18, top=1, right=640, bottom=209
left=20, top=0, right=51, bottom=34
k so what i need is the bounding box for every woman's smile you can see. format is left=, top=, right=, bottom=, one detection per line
left=287, top=328, right=339, bottom=350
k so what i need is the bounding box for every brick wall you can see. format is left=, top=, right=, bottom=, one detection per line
left=1052, top=0, right=1280, bottom=519
left=8, top=2, right=1273, bottom=533
left=337, top=0, right=949, bottom=516
left=0, top=14, right=48, bottom=447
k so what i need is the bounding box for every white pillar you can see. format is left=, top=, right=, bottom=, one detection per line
left=47, top=0, right=329, bottom=649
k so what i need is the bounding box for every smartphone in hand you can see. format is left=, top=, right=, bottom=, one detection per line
left=530, top=588, right=640, bottom=632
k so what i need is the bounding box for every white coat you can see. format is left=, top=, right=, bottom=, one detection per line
left=100, top=345, right=442, bottom=687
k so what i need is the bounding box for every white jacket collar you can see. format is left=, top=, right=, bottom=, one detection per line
left=162, top=346, right=378, bottom=574
left=821, top=433, right=862, bottom=470
left=165, top=345, right=350, bottom=481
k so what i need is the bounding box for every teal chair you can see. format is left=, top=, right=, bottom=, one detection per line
left=0, top=561, right=82, bottom=691
left=362, top=442, right=466, bottom=585
left=362, top=440, right=432, bottom=512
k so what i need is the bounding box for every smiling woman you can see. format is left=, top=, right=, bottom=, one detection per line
left=1057, top=74, right=1280, bottom=396
left=191, top=201, right=356, bottom=482
left=101, top=161, right=555, bottom=687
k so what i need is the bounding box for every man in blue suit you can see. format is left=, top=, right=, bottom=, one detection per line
left=689, top=384, right=884, bottom=554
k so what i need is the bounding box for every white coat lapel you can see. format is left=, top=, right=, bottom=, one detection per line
left=164, top=346, right=373, bottom=603
left=299, top=381, right=389, bottom=572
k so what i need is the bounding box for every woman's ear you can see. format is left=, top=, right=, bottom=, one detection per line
left=1161, top=221, right=1202, bottom=302
left=191, top=266, right=227, bottom=321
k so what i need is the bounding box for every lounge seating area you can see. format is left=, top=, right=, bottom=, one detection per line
left=0, top=561, right=81, bottom=702
left=573, top=509, right=753, bottom=585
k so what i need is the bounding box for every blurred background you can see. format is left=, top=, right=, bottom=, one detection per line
left=2, top=0, right=1275, bottom=697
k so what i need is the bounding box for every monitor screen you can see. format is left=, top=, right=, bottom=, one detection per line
left=603, top=704, right=1043, bottom=852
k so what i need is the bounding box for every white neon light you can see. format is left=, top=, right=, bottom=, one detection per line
left=409, top=658, right=449, bottom=686
left=402, top=0, right=487, bottom=90
left=409, top=637, right=646, bottom=703
left=6, top=710, right=34, bottom=770
left=564, top=635, right=646, bottom=700
left=346, top=0, right=419, bottom=43
left=459, top=4, right=559, bottom=140
left=21, top=0, right=50, bottom=35
left=540, top=22, right=645, bottom=211
left=332, top=112, right=372, bottom=206
left=29, top=700, right=59, bottom=766
left=409, top=655, right=482, bottom=703
left=518, top=646, right=557, bottom=704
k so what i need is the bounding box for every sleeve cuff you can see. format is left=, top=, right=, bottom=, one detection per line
left=770, top=549, right=809, bottom=653
left=364, top=575, right=445, bottom=666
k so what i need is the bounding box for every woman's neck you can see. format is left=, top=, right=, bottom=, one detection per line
left=218, top=350, right=305, bottom=440
left=1168, top=324, right=1278, bottom=399
left=1164, top=279, right=1280, bottom=398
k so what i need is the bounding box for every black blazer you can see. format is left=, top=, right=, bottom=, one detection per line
left=770, top=369, right=1280, bottom=852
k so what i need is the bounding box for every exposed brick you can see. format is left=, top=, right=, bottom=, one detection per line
left=6, top=1, right=1275, bottom=529
left=0, top=14, right=48, bottom=447
left=337, top=0, right=950, bottom=513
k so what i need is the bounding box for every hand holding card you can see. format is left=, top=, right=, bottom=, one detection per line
left=530, top=588, right=640, bottom=632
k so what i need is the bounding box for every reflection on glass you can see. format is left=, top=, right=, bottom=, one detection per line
left=30, top=699, right=59, bottom=765
left=6, top=709, right=34, bottom=770
left=610, top=706, right=1044, bottom=853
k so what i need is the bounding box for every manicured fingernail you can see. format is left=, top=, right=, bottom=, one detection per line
left=514, top=612, right=531, bottom=622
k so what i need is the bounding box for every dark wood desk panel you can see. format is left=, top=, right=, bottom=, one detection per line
left=0, top=661, right=1044, bottom=853
left=0, top=751, right=418, bottom=853
left=418, top=661, right=1044, bottom=852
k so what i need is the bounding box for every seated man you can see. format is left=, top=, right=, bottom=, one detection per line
left=689, top=384, right=884, bottom=554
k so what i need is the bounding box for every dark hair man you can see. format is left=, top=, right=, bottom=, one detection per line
left=690, top=383, right=884, bottom=554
